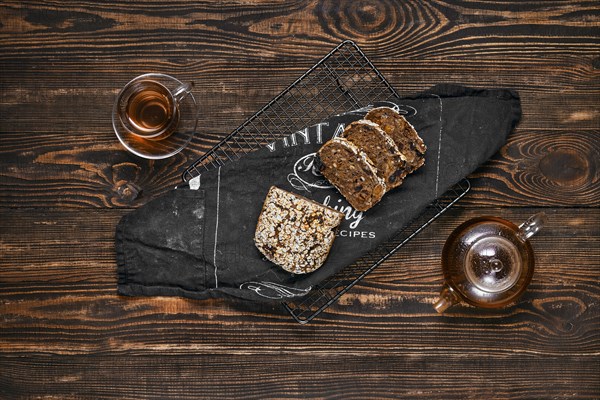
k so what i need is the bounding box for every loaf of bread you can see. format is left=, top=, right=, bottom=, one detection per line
left=340, top=120, right=408, bottom=190
left=365, top=107, right=426, bottom=172
left=254, top=186, right=344, bottom=274
left=318, top=137, right=386, bottom=212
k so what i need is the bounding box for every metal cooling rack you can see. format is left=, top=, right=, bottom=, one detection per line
left=182, top=40, right=399, bottom=180
left=283, top=179, right=470, bottom=324
left=182, top=40, right=470, bottom=323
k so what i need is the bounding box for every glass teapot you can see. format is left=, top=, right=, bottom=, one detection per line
left=434, top=212, right=546, bottom=313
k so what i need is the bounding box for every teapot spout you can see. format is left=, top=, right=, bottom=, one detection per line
left=434, top=285, right=460, bottom=314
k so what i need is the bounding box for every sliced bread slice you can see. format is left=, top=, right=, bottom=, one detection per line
left=341, top=119, right=408, bottom=190
left=318, top=137, right=386, bottom=212
left=365, top=107, right=426, bottom=172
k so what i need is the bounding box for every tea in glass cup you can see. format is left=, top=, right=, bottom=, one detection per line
left=112, top=73, right=198, bottom=159
left=120, top=80, right=179, bottom=139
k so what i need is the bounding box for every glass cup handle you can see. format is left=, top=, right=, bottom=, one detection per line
left=517, top=212, right=547, bottom=241
left=172, top=81, right=194, bottom=104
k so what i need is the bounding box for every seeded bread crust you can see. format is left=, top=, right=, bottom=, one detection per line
left=318, top=137, right=386, bottom=212
left=365, top=107, right=426, bottom=172
left=341, top=120, right=408, bottom=190
left=254, top=186, right=344, bottom=274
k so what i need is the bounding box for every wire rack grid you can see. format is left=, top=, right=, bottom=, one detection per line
left=182, top=40, right=469, bottom=323
left=182, top=40, right=399, bottom=180
left=283, top=179, right=470, bottom=323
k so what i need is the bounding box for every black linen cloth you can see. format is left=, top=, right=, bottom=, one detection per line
left=116, top=85, right=521, bottom=302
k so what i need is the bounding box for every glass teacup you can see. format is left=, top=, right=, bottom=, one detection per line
left=112, top=73, right=198, bottom=159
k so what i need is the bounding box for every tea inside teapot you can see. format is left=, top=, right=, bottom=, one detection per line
left=464, top=232, right=522, bottom=293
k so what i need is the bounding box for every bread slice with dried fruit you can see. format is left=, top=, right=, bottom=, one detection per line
left=365, top=107, right=426, bottom=173
left=318, top=137, right=386, bottom=212
left=341, top=119, right=408, bottom=190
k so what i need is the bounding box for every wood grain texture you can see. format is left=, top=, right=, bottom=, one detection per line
left=0, top=128, right=598, bottom=208
left=1, top=2, right=599, bottom=210
left=1, top=353, right=598, bottom=399
left=1, top=0, right=599, bottom=398
left=1, top=208, right=597, bottom=354
left=0, top=207, right=598, bottom=398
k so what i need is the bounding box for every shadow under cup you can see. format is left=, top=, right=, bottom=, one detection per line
left=113, top=73, right=198, bottom=159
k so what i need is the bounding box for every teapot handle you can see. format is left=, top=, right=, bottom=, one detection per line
left=517, top=212, right=547, bottom=241
left=434, top=284, right=460, bottom=314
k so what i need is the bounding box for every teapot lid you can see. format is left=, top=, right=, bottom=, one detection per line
left=464, top=235, right=521, bottom=293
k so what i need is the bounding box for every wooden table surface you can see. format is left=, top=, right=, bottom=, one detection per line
left=1, top=1, right=599, bottom=398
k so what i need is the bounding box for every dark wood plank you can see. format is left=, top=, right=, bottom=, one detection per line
left=467, top=130, right=599, bottom=207
left=2, top=1, right=598, bottom=209
left=1, top=353, right=598, bottom=399
left=1, top=129, right=598, bottom=208
left=1, top=1, right=598, bottom=60
left=1, top=207, right=597, bottom=358
left=1, top=1, right=599, bottom=137
left=0, top=60, right=598, bottom=133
